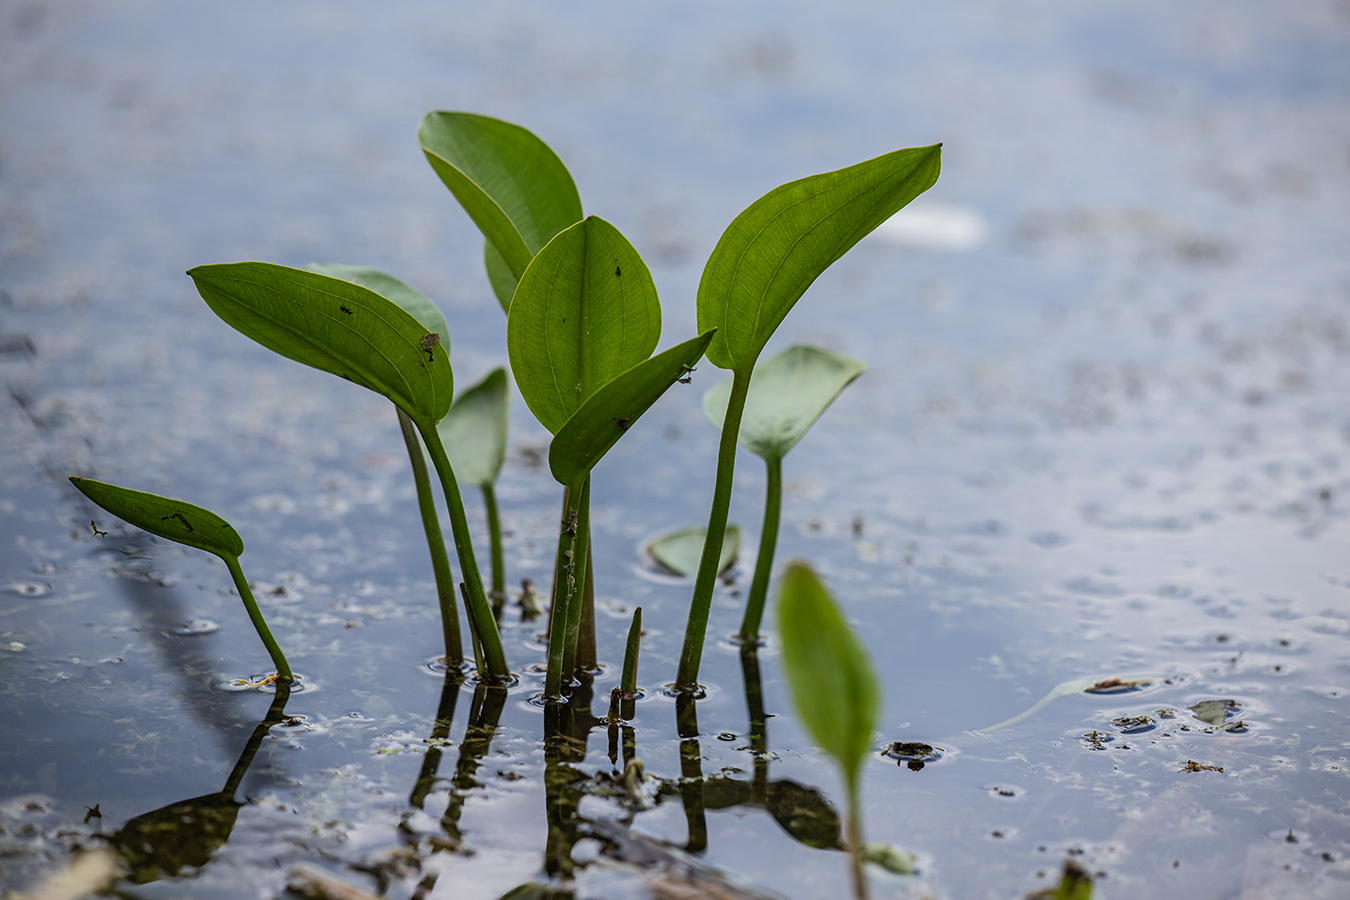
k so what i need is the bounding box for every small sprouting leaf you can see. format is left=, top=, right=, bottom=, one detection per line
left=439, top=368, right=509, bottom=488
left=305, top=263, right=449, bottom=339
left=776, top=561, right=880, bottom=789
left=703, top=344, right=866, bottom=460
left=697, top=144, right=941, bottom=373
left=419, top=111, right=582, bottom=286
left=69, top=477, right=244, bottom=560
left=508, top=216, right=663, bottom=435
left=647, top=524, right=742, bottom=578
left=188, top=262, right=454, bottom=427
left=548, top=330, right=715, bottom=486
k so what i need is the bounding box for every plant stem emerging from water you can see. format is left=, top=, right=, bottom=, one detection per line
left=398, top=408, right=463, bottom=667
left=482, top=483, right=506, bottom=618
left=846, top=776, right=868, bottom=900
left=545, top=478, right=590, bottom=698
left=419, top=423, right=510, bottom=683
left=739, top=453, right=782, bottom=644
left=676, top=368, right=752, bottom=691
left=223, top=555, right=294, bottom=684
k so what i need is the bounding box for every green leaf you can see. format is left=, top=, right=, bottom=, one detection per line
left=188, top=262, right=454, bottom=427
left=483, top=240, right=517, bottom=312
left=305, top=263, right=449, bottom=339
left=703, top=344, right=866, bottom=460
left=438, top=368, right=509, bottom=488
left=69, top=477, right=244, bottom=560
left=776, top=561, right=880, bottom=788
left=508, top=217, right=663, bottom=435
left=697, top=144, right=941, bottom=373
left=647, top=524, right=742, bottom=578
left=419, top=111, right=582, bottom=286
left=548, top=330, right=714, bottom=486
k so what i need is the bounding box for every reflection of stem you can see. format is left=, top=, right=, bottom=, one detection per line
left=676, top=692, right=708, bottom=853
left=739, top=646, right=769, bottom=794
left=482, top=483, right=505, bottom=619
left=222, top=684, right=291, bottom=798
left=441, top=683, right=506, bottom=843
left=419, top=424, right=509, bottom=682
left=398, top=408, right=463, bottom=666
left=678, top=368, right=752, bottom=691
left=409, top=672, right=462, bottom=811
left=223, top=556, right=293, bottom=683
left=740, top=454, right=782, bottom=643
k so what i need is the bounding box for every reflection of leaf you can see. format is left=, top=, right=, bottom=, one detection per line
left=700, top=775, right=755, bottom=810
left=439, top=368, right=509, bottom=487
left=974, top=673, right=1166, bottom=734
left=648, top=525, right=742, bottom=577
left=777, top=562, right=879, bottom=789
left=703, top=345, right=865, bottom=460
left=112, top=793, right=240, bottom=884
left=764, top=779, right=842, bottom=850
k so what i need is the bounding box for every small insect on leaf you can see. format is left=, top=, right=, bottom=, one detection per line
left=89, top=521, right=107, bottom=538
left=615, top=265, right=622, bottom=276
left=340, top=305, right=353, bottom=315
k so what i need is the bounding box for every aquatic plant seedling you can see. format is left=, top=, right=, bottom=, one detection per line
left=776, top=561, right=880, bottom=900
left=703, top=344, right=866, bottom=643
left=187, top=262, right=509, bottom=683
left=676, top=142, right=942, bottom=692
left=68, top=476, right=294, bottom=683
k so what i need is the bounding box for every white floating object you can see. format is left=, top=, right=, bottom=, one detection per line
left=873, top=203, right=988, bottom=251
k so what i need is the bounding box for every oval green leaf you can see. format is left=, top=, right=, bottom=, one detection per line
left=646, top=524, right=742, bottom=578
left=508, top=217, right=663, bottom=435
left=703, top=344, right=866, bottom=461
left=483, top=240, right=518, bottom=312
left=69, top=476, right=244, bottom=560
left=776, top=561, right=880, bottom=789
left=697, top=144, right=941, bottom=372
left=188, top=262, right=454, bottom=427
left=419, top=111, right=583, bottom=285
left=438, top=368, right=509, bottom=488
left=305, top=263, right=450, bottom=339
left=548, top=330, right=714, bottom=486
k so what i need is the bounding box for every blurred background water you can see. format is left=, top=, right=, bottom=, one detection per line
left=2, top=2, right=1349, bottom=898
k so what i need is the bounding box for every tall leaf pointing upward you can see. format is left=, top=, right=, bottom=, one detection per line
left=698, top=143, right=941, bottom=372
left=188, top=262, right=454, bottom=428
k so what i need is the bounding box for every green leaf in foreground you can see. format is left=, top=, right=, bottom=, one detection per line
left=703, top=344, right=866, bottom=461
left=697, top=143, right=941, bottom=373
left=777, top=561, right=879, bottom=787
left=188, top=262, right=454, bottom=427
left=69, top=477, right=243, bottom=558
left=647, top=525, right=742, bottom=578
left=439, top=368, right=510, bottom=488
left=508, top=216, right=663, bottom=435
left=548, top=330, right=716, bottom=486
left=306, top=263, right=449, bottom=339
left=419, top=111, right=582, bottom=288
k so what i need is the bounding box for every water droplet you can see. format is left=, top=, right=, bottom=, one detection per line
left=171, top=619, right=219, bottom=636
left=5, top=581, right=52, bottom=597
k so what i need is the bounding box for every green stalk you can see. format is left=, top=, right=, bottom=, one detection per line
left=676, top=367, right=752, bottom=691
left=560, top=478, right=592, bottom=683
left=482, top=483, right=506, bottom=618
left=846, top=775, right=868, bottom=900
left=621, top=607, right=642, bottom=695
left=418, top=422, right=510, bottom=683
left=544, top=478, right=587, bottom=698
left=575, top=545, right=596, bottom=673
left=397, top=408, right=463, bottom=666
left=223, top=555, right=294, bottom=684
left=739, top=453, right=782, bottom=644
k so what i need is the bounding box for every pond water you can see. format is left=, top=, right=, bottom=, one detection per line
left=2, top=2, right=1349, bottom=898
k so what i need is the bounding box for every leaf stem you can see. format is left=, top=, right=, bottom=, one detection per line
left=739, top=453, right=782, bottom=644
left=398, top=408, right=463, bottom=666
left=223, top=555, right=294, bottom=684
left=482, top=483, right=505, bottom=618
left=576, top=545, right=596, bottom=673
left=560, top=478, right=591, bottom=683
left=846, top=775, right=869, bottom=900
left=620, top=607, right=642, bottom=696
left=419, top=421, right=510, bottom=683
left=544, top=478, right=587, bottom=698
left=676, top=367, right=752, bottom=691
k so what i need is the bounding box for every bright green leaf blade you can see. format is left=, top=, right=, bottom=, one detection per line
left=703, top=344, right=866, bottom=460
left=438, top=368, right=509, bottom=488
left=483, top=240, right=517, bottom=313
left=776, top=561, right=880, bottom=787
left=548, top=330, right=715, bottom=485
left=697, top=144, right=941, bottom=372
left=508, top=217, right=663, bottom=434
left=646, top=524, right=742, bottom=578
left=305, top=263, right=450, bottom=340
left=70, top=477, right=244, bottom=559
left=419, top=111, right=583, bottom=281
left=188, top=262, right=454, bottom=426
